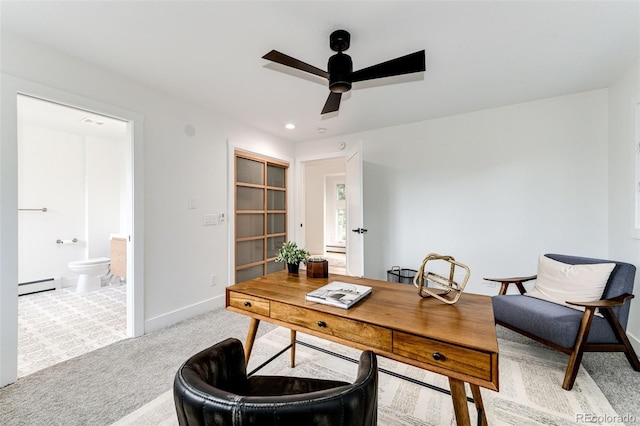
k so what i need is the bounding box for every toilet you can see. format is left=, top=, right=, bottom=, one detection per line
left=68, top=257, right=110, bottom=293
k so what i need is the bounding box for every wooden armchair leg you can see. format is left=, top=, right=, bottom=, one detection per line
left=563, top=308, right=596, bottom=390
left=601, top=308, right=640, bottom=371
left=622, top=341, right=640, bottom=371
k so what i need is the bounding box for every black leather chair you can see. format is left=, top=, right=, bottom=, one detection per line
left=173, top=337, right=378, bottom=425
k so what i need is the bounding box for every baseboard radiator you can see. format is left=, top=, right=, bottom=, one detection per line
left=18, top=278, right=56, bottom=296
left=326, top=245, right=346, bottom=253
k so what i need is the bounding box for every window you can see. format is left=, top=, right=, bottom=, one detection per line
left=235, top=152, right=288, bottom=282
left=337, top=208, right=347, bottom=242
left=336, top=183, right=346, bottom=201
left=335, top=183, right=347, bottom=242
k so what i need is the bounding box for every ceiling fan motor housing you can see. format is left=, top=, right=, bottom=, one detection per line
left=328, top=53, right=353, bottom=93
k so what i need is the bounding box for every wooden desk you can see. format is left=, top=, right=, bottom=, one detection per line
left=226, top=271, right=499, bottom=426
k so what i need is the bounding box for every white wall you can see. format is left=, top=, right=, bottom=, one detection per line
left=18, top=125, right=85, bottom=284
left=0, top=32, right=293, bottom=384
left=298, top=90, right=610, bottom=294
left=86, top=134, right=127, bottom=259
left=608, top=58, right=640, bottom=350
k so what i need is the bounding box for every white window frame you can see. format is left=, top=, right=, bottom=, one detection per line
left=634, top=102, right=640, bottom=239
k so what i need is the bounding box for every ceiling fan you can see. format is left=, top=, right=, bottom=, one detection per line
left=262, top=30, right=426, bottom=115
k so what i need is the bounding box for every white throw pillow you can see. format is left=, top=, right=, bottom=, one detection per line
left=526, top=255, right=615, bottom=312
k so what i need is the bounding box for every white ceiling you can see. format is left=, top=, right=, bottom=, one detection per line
left=2, top=1, right=638, bottom=143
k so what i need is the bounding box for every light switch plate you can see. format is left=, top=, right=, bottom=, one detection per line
left=203, top=214, right=217, bottom=226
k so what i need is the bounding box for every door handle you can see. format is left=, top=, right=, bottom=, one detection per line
left=351, top=228, right=368, bottom=234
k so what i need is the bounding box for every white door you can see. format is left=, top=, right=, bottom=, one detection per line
left=346, top=146, right=364, bottom=277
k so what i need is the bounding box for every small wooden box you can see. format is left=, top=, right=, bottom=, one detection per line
left=306, top=259, right=329, bottom=278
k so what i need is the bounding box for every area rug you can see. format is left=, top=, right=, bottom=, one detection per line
left=112, top=327, right=621, bottom=426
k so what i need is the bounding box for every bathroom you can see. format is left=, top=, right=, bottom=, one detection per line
left=16, top=95, right=130, bottom=376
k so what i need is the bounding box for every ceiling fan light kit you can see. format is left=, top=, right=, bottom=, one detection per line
left=262, top=29, right=426, bottom=115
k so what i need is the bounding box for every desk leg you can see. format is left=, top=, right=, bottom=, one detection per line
left=244, top=318, right=260, bottom=364
left=449, top=378, right=471, bottom=426
left=470, top=384, right=488, bottom=426
left=290, top=329, right=297, bottom=368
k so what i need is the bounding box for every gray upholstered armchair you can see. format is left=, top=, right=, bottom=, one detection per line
left=173, top=337, right=378, bottom=425
left=488, top=253, right=640, bottom=390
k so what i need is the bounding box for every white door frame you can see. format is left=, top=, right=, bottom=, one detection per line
left=0, top=75, right=144, bottom=387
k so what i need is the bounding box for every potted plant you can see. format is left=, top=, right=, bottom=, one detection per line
left=275, top=241, right=310, bottom=274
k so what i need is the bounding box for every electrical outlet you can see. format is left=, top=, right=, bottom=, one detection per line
left=210, top=274, right=217, bottom=287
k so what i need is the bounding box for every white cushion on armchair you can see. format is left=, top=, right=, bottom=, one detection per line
left=526, top=255, right=615, bottom=312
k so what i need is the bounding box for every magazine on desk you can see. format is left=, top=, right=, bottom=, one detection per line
left=305, top=281, right=372, bottom=309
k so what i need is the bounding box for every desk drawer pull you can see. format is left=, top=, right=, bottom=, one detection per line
left=317, top=320, right=327, bottom=328
left=432, top=351, right=443, bottom=361
left=244, top=301, right=251, bottom=307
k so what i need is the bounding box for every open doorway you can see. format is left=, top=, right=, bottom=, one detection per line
left=324, top=175, right=347, bottom=254
left=16, top=95, right=131, bottom=377
left=297, top=143, right=364, bottom=277
left=323, top=174, right=347, bottom=274
left=302, top=158, right=347, bottom=274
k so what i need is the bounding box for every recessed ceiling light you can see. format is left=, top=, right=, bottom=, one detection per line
left=285, top=123, right=295, bottom=130
left=317, top=127, right=326, bottom=133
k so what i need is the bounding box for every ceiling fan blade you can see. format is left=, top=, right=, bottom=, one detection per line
left=351, top=50, right=426, bottom=83
left=262, top=50, right=329, bottom=79
left=321, top=92, right=342, bottom=114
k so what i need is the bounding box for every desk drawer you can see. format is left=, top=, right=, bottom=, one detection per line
left=228, top=291, right=270, bottom=316
left=393, top=331, right=492, bottom=381
left=271, top=301, right=392, bottom=351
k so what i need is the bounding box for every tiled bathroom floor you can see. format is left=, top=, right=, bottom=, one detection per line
left=17, top=283, right=127, bottom=378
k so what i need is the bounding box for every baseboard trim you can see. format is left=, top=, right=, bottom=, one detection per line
left=144, top=295, right=225, bottom=333
left=18, top=278, right=56, bottom=296
left=326, top=246, right=346, bottom=254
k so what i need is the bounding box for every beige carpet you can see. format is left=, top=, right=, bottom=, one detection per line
left=112, top=326, right=621, bottom=426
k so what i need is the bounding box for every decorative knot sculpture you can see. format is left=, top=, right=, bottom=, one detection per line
left=413, top=253, right=470, bottom=304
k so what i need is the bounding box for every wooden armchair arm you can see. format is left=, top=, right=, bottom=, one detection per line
left=484, top=275, right=537, bottom=295
left=566, top=293, right=634, bottom=309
